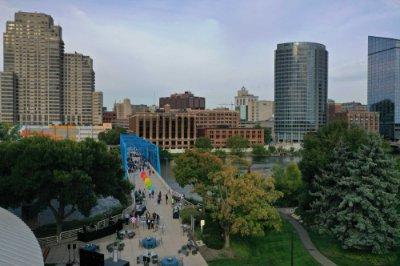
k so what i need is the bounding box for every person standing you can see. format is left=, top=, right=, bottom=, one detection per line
left=165, top=194, right=169, bottom=204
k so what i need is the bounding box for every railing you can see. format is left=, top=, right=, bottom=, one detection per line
left=38, top=235, right=59, bottom=247
left=59, top=228, right=83, bottom=242
left=37, top=206, right=132, bottom=248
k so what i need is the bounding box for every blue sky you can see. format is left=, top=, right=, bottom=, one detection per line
left=1, top=0, right=400, bottom=109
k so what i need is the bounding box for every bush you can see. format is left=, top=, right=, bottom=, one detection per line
left=180, top=206, right=201, bottom=225
left=252, top=144, right=268, bottom=157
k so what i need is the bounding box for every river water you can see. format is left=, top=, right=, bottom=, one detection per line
left=160, top=156, right=298, bottom=200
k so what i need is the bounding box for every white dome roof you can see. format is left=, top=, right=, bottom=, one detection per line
left=0, top=207, right=43, bottom=266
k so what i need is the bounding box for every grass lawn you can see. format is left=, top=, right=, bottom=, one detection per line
left=308, top=229, right=400, bottom=266
left=207, top=219, right=319, bottom=266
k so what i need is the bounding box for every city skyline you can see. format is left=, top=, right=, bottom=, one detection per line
left=1, top=0, right=400, bottom=109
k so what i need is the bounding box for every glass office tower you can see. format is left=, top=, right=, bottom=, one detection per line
left=368, top=36, right=400, bottom=140
left=274, top=42, right=328, bottom=142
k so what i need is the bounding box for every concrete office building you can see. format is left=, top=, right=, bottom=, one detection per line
left=275, top=42, right=328, bottom=142
left=3, top=12, right=64, bottom=125
left=0, top=72, right=16, bottom=123
left=114, top=98, right=132, bottom=119
left=368, top=36, right=400, bottom=140
left=92, top=91, right=103, bottom=125
left=63, top=52, right=95, bottom=125
left=159, top=91, right=205, bottom=110
left=234, top=87, right=259, bottom=121
left=129, top=111, right=196, bottom=149
left=250, top=100, right=274, bottom=122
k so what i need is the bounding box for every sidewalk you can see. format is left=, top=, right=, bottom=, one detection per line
left=278, top=208, right=336, bottom=266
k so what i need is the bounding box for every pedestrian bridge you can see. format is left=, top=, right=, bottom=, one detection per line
left=120, top=134, right=161, bottom=175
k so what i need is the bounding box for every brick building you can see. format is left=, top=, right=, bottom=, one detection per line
left=129, top=111, right=196, bottom=149
left=159, top=91, right=205, bottom=110
left=346, top=110, right=379, bottom=133
left=188, top=108, right=240, bottom=129
left=103, top=111, right=116, bottom=123
left=204, top=128, right=264, bottom=148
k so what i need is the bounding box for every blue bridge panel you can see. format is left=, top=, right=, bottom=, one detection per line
left=120, top=134, right=161, bottom=176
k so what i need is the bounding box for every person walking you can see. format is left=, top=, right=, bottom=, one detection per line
left=165, top=194, right=169, bottom=204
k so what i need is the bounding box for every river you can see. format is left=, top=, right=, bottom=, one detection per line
left=160, top=155, right=299, bottom=200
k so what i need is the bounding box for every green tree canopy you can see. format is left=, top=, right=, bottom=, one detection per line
left=273, top=163, right=303, bottom=206
left=195, top=137, right=213, bottom=151
left=252, top=144, right=267, bottom=157
left=205, top=167, right=282, bottom=248
left=310, top=135, right=400, bottom=253
left=98, top=127, right=127, bottom=145
left=298, top=121, right=370, bottom=221
left=173, top=149, right=223, bottom=188
left=0, top=136, right=132, bottom=234
left=226, top=135, right=249, bottom=155
left=0, top=123, right=20, bottom=142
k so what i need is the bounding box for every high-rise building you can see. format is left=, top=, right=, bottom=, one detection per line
left=368, top=36, right=400, bottom=140
left=275, top=42, right=328, bottom=142
left=3, top=12, right=64, bottom=125
left=159, top=91, right=205, bottom=110
left=0, top=72, right=17, bottom=124
left=234, top=87, right=259, bottom=121
left=92, top=91, right=103, bottom=125
left=114, top=98, right=132, bottom=119
left=63, top=52, right=95, bottom=125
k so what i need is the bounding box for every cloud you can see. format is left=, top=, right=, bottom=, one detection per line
left=1, top=0, right=400, bottom=108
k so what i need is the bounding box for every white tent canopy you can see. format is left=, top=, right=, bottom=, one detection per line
left=0, top=207, right=43, bottom=266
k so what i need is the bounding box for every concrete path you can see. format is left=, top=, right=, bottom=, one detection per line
left=278, top=208, right=336, bottom=266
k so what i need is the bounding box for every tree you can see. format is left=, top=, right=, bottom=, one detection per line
left=252, top=144, right=267, bottom=157
left=298, top=121, right=370, bottom=222
left=310, top=135, right=400, bottom=253
left=0, top=123, right=20, bottom=141
left=226, top=135, right=249, bottom=155
left=205, top=167, right=282, bottom=248
left=0, top=136, right=132, bottom=235
left=173, top=149, right=223, bottom=188
left=254, top=124, right=272, bottom=144
left=195, top=137, right=213, bottom=151
left=213, top=149, right=227, bottom=161
left=98, top=127, right=127, bottom=145
left=268, top=145, right=276, bottom=154
left=159, top=148, right=172, bottom=159
left=273, top=163, right=303, bottom=206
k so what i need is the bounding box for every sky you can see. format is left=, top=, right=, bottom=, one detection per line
left=0, top=0, right=400, bottom=109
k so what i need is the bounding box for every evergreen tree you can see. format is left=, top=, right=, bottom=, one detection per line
left=311, top=135, right=400, bottom=253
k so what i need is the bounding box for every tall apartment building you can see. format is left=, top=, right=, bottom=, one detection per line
left=0, top=72, right=16, bottom=123
left=275, top=42, right=328, bottom=142
left=368, top=36, right=400, bottom=140
left=114, top=98, right=132, bottom=119
left=129, top=111, right=196, bottom=149
left=3, top=12, right=64, bottom=125
left=63, top=52, right=95, bottom=125
left=92, top=91, right=103, bottom=125
left=159, top=91, right=205, bottom=110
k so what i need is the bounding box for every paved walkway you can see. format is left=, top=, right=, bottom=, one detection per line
left=45, top=169, right=208, bottom=266
left=278, top=208, right=336, bottom=266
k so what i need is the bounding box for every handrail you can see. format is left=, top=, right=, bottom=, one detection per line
left=38, top=235, right=59, bottom=247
